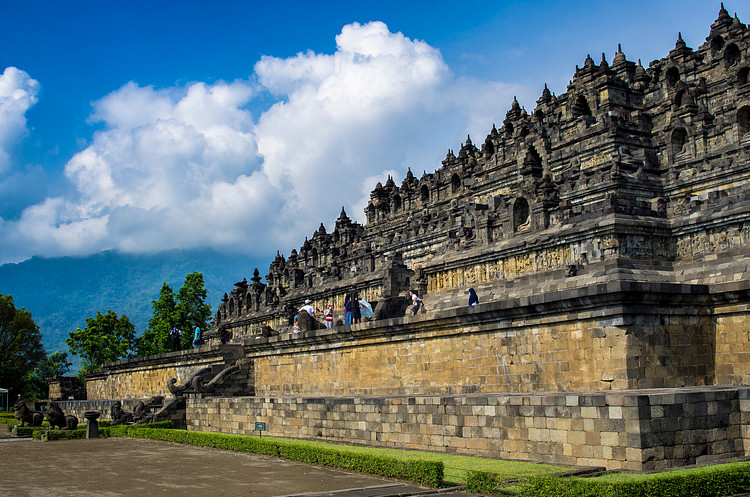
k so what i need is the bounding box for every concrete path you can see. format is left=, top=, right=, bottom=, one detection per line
left=0, top=437, right=446, bottom=497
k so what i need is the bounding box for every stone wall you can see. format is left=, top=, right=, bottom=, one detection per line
left=187, top=386, right=750, bottom=472
left=244, top=279, right=719, bottom=397
left=85, top=345, right=245, bottom=400
left=714, top=283, right=750, bottom=386
left=48, top=376, right=86, bottom=401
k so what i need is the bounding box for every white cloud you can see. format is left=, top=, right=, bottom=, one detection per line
left=0, top=67, right=39, bottom=175
left=0, top=21, right=531, bottom=263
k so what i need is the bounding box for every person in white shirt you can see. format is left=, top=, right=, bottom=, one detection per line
left=300, top=299, right=316, bottom=317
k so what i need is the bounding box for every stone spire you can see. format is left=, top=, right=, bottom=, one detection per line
left=506, top=96, right=522, bottom=119
left=613, top=44, right=627, bottom=66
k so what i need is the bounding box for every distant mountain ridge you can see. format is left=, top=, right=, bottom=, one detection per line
left=0, top=248, right=267, bottom=361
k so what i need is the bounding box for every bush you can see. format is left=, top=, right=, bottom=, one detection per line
left=467, top=464, right=750, bottom=497
left=13, top=425, right=48, bottom=437
left=33, top=428, right=87, bottom=441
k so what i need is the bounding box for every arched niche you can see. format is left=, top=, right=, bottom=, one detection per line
left=392, top=194, right=402, bottom=213
left=712, top=35, right=725, bottom=55
left=451, top=173, right=461, bottom=194
left=572, top=95, right=592, bottom=117
left=738, top=67, right=749, bottom=86
left=725, top=44, right=741, bottom=68
left=666, top=67, right=680, bottom=88
left=513, top=197, right=531, bottom=232
left=484, top=139, right=495, bottom=156
left=675, top=89, right=686, bottom=107
left=420, top=184, right=430, bottom=204
left=671, top=127, right=688, bottom=156
left=229, top=298, right=235, bottom=316
left=738, top=106, right=750, bottom=137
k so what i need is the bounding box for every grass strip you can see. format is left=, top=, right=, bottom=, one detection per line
left=467, top=460, right=750, bottom=497
left=236, top=435, right=568, bottom=484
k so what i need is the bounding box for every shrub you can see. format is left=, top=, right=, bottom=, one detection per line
left=467, top=464, right=750, bottom=497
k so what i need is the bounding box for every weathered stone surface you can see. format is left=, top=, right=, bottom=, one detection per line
left=206, top=7, right=750, bottom=353
left=187, top=386, right=750, bottom=472
left=84, top=345, right=248, bottom=400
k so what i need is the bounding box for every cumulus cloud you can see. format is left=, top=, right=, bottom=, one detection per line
left=0, top=21, right=531, bottom=263
left=0, top=67, right=39, bottom=175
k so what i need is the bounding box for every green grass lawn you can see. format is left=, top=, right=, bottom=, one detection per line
left=587, top=460, right=750, bottom=484
left=255, top=435, right=569, bottom=484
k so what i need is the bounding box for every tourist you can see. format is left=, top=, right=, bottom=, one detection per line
left=409, top=290, right=423, bottom=315
left=170, top=327, right=182, bottom=351
left=348, top=285, right=361, bottom=324
left=344, top=292, right=353, bottom=325
left=292, top=316, right=300, bottom=333
left=324, top=304, right=333, bottom=328
left=299, top=299, right=316, bottom=317
left=468, top=288, right=479, bottom=307
left=192, top=323, right=202, bottom=349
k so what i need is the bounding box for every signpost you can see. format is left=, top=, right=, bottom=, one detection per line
left=255, top=421, right=266, bottom=438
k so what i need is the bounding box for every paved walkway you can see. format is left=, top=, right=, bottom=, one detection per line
left=0, top=436, right=465, bottom=497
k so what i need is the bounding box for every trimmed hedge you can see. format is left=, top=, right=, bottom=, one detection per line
left=119, top=429, right=443, bottom=487
left=466, top=464, right=750, bottom=497
left=30, top=421, right=172, bottom=441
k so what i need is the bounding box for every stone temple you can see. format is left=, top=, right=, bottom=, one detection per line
left=76, top=6, right=750, bottom=472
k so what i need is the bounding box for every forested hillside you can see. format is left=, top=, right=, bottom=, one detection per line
left=0, top=249, right=266, bottom=364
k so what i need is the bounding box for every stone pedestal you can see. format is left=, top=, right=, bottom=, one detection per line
left=84, top=411, right=100, bottom=439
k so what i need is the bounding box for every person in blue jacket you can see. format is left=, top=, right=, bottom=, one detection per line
left=468, top=288, right=479, bottom=306
left=192, top=323, right=202, bottom=349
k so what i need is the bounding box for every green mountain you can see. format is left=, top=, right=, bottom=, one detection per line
left=0, top=248, right=268, bottom=367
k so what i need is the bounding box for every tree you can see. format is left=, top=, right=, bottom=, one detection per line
left=136, top=283, right=178, bottom=356
left=67, top=311, right=136, bottom=372
left=175, top=272, right=212, bottom=349
left=29, top=351, right=72, bottom=399
left=135, top=272, right=213, bottom=356
left=0, top=294, right=46, bottom=399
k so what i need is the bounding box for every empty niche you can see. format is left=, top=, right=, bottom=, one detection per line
left=671, top=127, right=688, bottom=156
left=513, top=197, right=531, bottom=232
left=392, top=194, right=401, bottom=212
left=666, top=67, right=680, bottom=88
left=527, top=145, right=542, bottom=165
left=675, top=89, right=686, bottom=107
left=738, top=67, right=749, bottom=86
left=725, top=44, right=741, bottom=68
left=420, top=184, right=430, bottom=204
left=738, top=106, right=750, bottom=137
left=712, top=35, right=725, bottom=55
left=572, top=95, right=592, bottom=117
left=451, top=173, right=461, bottom=194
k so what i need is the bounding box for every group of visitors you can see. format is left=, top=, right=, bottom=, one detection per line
left=168, top=323, right=203, bottom=350
left=290, top=286, right=478, bottom=333
left=297, top=299, right=334, bottom=330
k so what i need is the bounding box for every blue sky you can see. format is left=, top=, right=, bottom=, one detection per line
left=0, top=1, right=743, bottom=264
